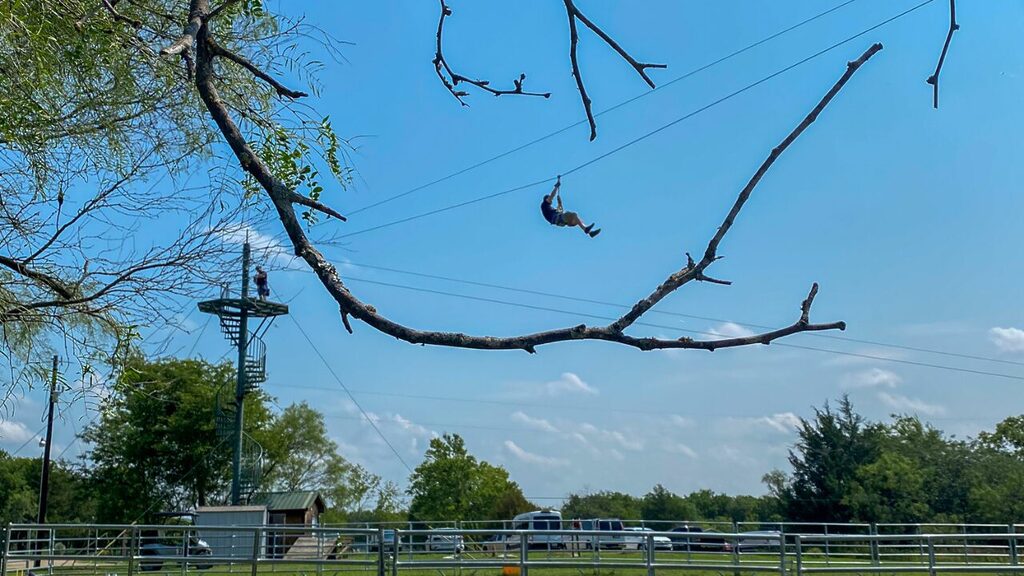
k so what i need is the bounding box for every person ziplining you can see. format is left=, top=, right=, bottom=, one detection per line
left=540, top=176, right=600, bottom=238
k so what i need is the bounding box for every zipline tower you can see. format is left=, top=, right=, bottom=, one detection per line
left=198, top=242, right=288, bottom=505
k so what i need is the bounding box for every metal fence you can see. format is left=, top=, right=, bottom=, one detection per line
left=3, top=524, right=1023, bottom=576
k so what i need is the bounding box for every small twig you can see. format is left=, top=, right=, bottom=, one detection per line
left=433, top=0, right=550, bottom=106
left=101, top=0, right=143, bottom=28
left=926, top=0, right=959, bottom=109
left=207, top=38, right=308, bottom=98
left=288, top=191, right=346, bottom=222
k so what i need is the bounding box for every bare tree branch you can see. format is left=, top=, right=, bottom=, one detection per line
left=185, top=0, right=878, bottom=354
left=433, top=0, right=550, bottom=106
left=562, top=0, right=666, bottom=140
left=565, top=1, right=666, bottom=89
left=926, top=0, right=959, bottom=109
left=159, top=2, right=204, bottom=56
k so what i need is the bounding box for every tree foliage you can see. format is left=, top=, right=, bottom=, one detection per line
left=0, top=452, right=96, bottom=526
left=407, top=433, right=534, bottom=522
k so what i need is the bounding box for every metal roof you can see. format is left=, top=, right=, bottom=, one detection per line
left=250, top=491, right=325, bottom=512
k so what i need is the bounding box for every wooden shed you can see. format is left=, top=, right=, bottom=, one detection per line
left=250, top=490, right=326, bottom=526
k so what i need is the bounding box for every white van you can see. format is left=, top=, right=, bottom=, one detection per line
left=512, top=510, right=564, bottom=549
left=579, top=518, right=626, bottom=550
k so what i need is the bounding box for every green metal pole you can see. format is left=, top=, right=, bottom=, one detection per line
left=231, top=242, right=251, bottom=505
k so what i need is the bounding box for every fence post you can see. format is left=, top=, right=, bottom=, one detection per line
left=127, top=525, right=137, bottom=576
left=1009, top=524, right=1018, bottom=567
left=519, top=533, right=528, bottom=576
left=823, top=524, right=830, bottom=566
left=778, top=531, right=786, bottom=576
left=390, top=529, right=399, bottom=576
left=794, top=535, right=803, bottom=576
left=378, top=529, right=386, bottom=576
left=645, top=533, right=654, bottom=576
left=251, top=527, right=261, bottom=576
left=927, top=536, right=936, bottom=576
left=1, top=524, right=10, bottom=576
left=870, top=523, right=879, bottom=566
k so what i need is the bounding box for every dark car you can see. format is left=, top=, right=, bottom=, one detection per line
left=139, top=529, right=213, bottom=571
left=669, top=525, right=731, bottom=553
left=139, top=512, right=213, bottom=571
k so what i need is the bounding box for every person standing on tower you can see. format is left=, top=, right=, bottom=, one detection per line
left=254, top=266, right=270, bottom=301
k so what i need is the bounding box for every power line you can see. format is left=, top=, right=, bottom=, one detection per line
left=339, top=0, right=937, bottom=239
left=338, top=275, right=1024, bottom=382
left=263, top=383, right=1000, bottom=424
left=287, top=314, right=414, bottom=474
left=9, top=423, right=48, bottom=457
left=337, top=262, right=1024, bottom=369
left=346, top=0, right=861, bottom=217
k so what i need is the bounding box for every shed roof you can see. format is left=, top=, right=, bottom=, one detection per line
left=250, top=491, right=325, bottom=513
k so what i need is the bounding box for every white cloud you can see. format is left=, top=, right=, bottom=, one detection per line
left=841, top=368, right=902, bottom=389
left=669, top=414, right=696, bottom=428
left=757, top=412, right=802, bottom=433
left=664, top=442, right=698, bottom=459
left=990, top=327, right=1024, bottom=353
left=503, top=440, right=568, bottom=466
left=217, top=224, right=303, bottom=270
left=392, top=413, right=436, bottom=438
left=0, top=420, right=35, bottom=445
left=511, top=411, right=560, bottom=433
left=545, top=373, right=598, bottom=396
left=577, top=422, right=644, bottom=451
left=709, top=322, right=756, bottom=339
left=878, top=392, right=946, bottom=416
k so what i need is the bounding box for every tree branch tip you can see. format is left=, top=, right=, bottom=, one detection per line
left=523, top=345, right=536, bottom=354
left=340, top=310, right=354, bottom=334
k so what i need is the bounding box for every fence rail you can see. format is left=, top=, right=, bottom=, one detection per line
left=3, top=524, right=1022, bottom=576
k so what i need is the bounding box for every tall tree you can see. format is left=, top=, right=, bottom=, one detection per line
left=408, top=433, right=532, bottom=521
left=259, top=402, right=368, bottom=512
left=82, top=356, right=274, bottom=521
left=783, top=396, right=882, bottom=522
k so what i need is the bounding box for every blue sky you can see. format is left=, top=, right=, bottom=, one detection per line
left=3, top=0, right=1024, bottom=506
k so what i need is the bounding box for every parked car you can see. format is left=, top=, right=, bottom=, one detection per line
left=139, top=512, right=213, bottom=571
left=623, top=527, right=672, bottom=550
left=427, top=529, right=465, bottom=553
left=669, top=525, right=731, bottom=553
left=139, top=529, right=213, bottom=571
left=368, top=529, right=403, bottom=552
left=736, top=530, right=782, bottom=553
left=482, top=533, right=518, bottom=556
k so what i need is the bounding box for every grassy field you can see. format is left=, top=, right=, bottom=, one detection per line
left=6, top=548, right=1013, bottom=576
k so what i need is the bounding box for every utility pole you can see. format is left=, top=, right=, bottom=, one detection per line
left=37, top=355, right=58, bottom=524
left=230, top=242, right=250, bottom=505
left=33, top=355, right=58, bottom=568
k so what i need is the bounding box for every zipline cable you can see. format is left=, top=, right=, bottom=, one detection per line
left=347, top=0, right=861, bottom=217
left=339, top=0, right=937, bottom=240
left=288, top=314, right=415, bottom=474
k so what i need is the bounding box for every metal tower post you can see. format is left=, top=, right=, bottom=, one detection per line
left=231, top=242, right=251, bottom=505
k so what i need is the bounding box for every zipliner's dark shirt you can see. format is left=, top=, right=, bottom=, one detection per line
left=541, top=198, right=561, bottom=225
